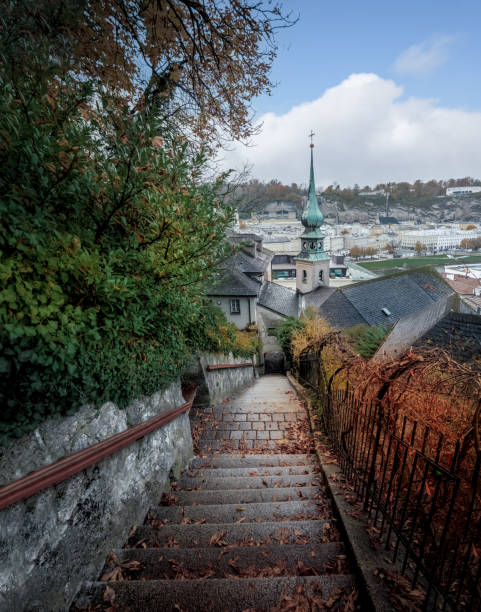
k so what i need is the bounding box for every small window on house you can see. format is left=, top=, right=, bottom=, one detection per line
left=302, top=270, right=307, bottom=283
left=319, top=270, right=323, bottom=282
left=230, top=298, right=241, bottom=314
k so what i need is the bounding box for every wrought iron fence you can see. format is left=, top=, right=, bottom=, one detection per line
left=298, top=354, right=481, bottom=611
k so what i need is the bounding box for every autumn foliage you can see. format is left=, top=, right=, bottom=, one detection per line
left=0, top=1, right=286, bottom=442
left=287, top=313, right=481, bottom=466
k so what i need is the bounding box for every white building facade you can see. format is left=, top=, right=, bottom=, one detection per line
left=446, top=186, right=481, bottom=196
left=401, top=229, right=477, bottom=251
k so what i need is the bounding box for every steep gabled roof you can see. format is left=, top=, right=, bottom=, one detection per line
left=318, top=268, right=454, bottom=329
left=208, top=268, right=260, bottom=297
left=415, top=311, right=481, bottom=362
left=318, top=291, right=367, bottom=328
left=258, top=282, right=298, bottom=317
left=231, top=249, right=270, bottom=275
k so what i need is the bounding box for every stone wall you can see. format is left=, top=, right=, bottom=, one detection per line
left=0, top=381, right=193, bottom=612
left=199, top=352, right=255, bottom=405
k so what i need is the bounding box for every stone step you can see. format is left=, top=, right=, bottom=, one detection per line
left=125, top=519, right=337, bottom=549
left=196, top=440, right=285, bottom=452
left=105, top=542, right=346, bottom=580
left=181, top=464, right=317, bottom=481
left=148, top=499, right=328, bottom=525
left=178, top=473, right=319, bottom=490
left=214, top=404, right=304, bottom=414
left=169, top=486, right=320, bottom=506
left=189, top=453, right=315, bottom=469
left=73, top=575, right=355, bottom=611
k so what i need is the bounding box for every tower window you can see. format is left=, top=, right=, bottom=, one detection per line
left=230, top=299, right=241, bottom=314
left=319, top=270, right=323, bottom=282
left=302, top=270, right=307, bottom=283
left=310, top=241, right=315, bottom=249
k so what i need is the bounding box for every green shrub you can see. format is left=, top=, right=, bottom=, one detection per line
left=343, top=324, right=390, bottom=358
left=0, top=35, right=241, bottom=444
left=275, top=317, right=307, bottom=365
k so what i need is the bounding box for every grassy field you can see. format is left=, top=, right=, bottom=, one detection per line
left=358, top=254, right=481, bottom=273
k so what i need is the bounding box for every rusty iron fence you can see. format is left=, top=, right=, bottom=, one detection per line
left=298, top=354, right=481, bottom=611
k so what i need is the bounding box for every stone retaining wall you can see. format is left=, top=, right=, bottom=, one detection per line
left=0, top=381, right=193, bottom=612
left=199, top=352, right=255, bottom=405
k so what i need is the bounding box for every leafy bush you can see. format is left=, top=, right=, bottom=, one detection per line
left=275, top=317, right=307, bottom=365
left=0, top=21, right=250, bottom=444
left=344, top=324, right=390, bottom=358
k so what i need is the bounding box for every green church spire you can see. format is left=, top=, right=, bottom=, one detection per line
left=297, top=132, right=328, bottom=261
left=302, top=142, right=324, bottom=229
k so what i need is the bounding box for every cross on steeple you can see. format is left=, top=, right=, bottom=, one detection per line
left=308, top=130, right=315, bottom=148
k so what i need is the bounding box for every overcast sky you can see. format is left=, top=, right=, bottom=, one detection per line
left=219, top=0, right=481, bottom=188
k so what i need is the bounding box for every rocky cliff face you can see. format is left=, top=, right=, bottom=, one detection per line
left=321, top=197, right=481, bottom=224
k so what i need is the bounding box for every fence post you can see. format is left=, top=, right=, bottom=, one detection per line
left=364, top=400, right=383, bottom=511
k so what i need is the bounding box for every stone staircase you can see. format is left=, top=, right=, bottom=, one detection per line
left=71, top=377, right=358, bottom=611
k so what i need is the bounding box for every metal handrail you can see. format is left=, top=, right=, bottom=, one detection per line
left=206, top=363, right=253, bottom=371
left=0, top=389, right=196, bottom=511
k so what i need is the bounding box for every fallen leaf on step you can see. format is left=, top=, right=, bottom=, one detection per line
left=101, top=566, right=123, bottom=582
left=103, top=585, right=116, bottom=603
left=209, top=530, right=227, bottom=546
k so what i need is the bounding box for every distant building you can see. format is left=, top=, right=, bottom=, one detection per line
left=359, top=189, right=385, bottom=196
left=444, top=263, right=481, bottom=281
left=379, top=216, right=399, bottom=225
left=257, top=201, right=298, bottom=220
left=401, top=229, right=476, bottom=251
left=446, top=186, right=481, bottom=196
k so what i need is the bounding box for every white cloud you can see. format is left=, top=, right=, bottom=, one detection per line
left=220, top=73, right=481, bottom=187
left=394, top=35, right=455, bottom=75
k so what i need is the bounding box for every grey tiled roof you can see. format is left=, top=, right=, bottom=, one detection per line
left=227, top=233, right=263, bottom=244
left=414, top=311, right=481, bottom=362
left=258, top=282, right=299, bottom=317
left=207, top=268, right=260, bottom=297
left=233, top=249, right=270, bottom=275
left=409, top=270, right=454, bottom=301
left=319, top=291, right=367, bottom=328
left=314, top=269, right=454, bottom=329
left=303, top=287, right=335, bottom=308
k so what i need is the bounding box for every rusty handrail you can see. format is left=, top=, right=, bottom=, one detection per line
left=207, top=363, right=253, bottom=371
left=0, top=392, right=195, bottom=511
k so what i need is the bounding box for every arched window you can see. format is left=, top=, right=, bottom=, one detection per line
left=302, top=270, right=307, bottom=283
left=319, top=270, right=323, bottom=282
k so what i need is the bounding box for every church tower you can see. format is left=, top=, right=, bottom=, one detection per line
left=296, top=133, right=330, bottom=293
